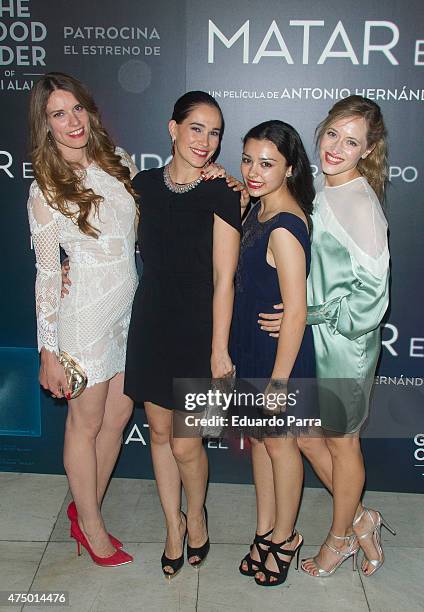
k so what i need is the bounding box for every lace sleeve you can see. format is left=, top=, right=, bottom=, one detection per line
left=115, top=146, right=139, bottom=179
left=27, top=183, right=61, bottom=355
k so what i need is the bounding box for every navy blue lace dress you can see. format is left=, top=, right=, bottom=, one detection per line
left=230, top=205, right=316, bottom=434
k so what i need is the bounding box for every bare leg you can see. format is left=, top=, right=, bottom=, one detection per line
left=171, top=436, right=208, bottom=564
left=252, top=438, right=276, bottom=533
left=297, top=436, right=333, bottom=491
left=145, top=402, right=184, bottom=574
left=256, top=436, right=303, bottom=583
left=297, top=436, right=364, bottom=519
left=241, top=438, right=275, bottom=572
left=64, top=381, right=115, bottom=557
left=329, top=436, right=364, bottom=533
left=95, top=373, right=134, bottom=503
left=302, top=434, right=364, bottom=575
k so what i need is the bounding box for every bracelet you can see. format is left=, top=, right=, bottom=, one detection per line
left=268, top=378, right=288, bottom=390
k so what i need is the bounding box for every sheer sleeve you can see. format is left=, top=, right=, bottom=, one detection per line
left=322, top=177, right=389, bottom=277
left=27, top=182, right=61, bottom=355
left=115, top=146, right=139, bottom=179
left=307, top=177, right=390, bottom=339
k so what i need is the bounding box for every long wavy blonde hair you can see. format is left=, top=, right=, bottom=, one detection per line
left=316, top=95, right=388, bottom=202
left=29, top=72, right=137, bottom=237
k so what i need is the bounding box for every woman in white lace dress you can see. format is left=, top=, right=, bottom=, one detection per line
left=27, top=73, right=138, bottom=566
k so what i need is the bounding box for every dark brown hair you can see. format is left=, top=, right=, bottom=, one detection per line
left=243, top=120, right=315, bottom=231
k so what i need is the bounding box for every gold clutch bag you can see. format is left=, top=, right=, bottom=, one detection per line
left=58, top=351, right=88, bottom=399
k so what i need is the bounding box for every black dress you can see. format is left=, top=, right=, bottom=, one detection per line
left=124, top=168, right=241, bottom=409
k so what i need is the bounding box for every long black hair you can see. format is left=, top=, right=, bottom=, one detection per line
left=171, top=91, right=224, bottom=161
left=243, top=120, right=315, bottom=230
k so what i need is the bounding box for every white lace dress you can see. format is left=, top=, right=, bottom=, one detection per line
left=27, top=148, right=139, bottom=387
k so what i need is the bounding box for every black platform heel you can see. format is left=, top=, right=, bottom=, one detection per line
left=239, top=529, right=273, bottom=576
left=161, top=512, right=187, bottom=579
left=255, top=530, right=303, bottom=587
left=187, top=507, right=210, bottom=568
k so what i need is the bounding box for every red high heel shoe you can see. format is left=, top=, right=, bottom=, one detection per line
left=67, top=502, right=123, bottom=549
left=70, top=521, right=133, bottom=567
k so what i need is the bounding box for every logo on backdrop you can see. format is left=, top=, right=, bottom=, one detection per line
left=0, top=0, right=47, bottom=91
left=0, top=149, right=33, bottom=178
left=206, top=19, right=424, bottom=103
left=63, top=24, right=160, bottom=58
left=0, top=150, right=420, bottom=185
left=413, top=433, right=424, bottom=478
left=310, top=165, right=419, bottom=184
left=382, top=324, right=424, bottom=359
left=208, top=19, right=424, bottom=67
left=0, top=151, right=176, bottom=178
left=62, top=22, right=162, bottom=94
left=124, top=422, right=248, bottom=451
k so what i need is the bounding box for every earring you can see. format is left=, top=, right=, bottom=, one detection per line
left=286, top=170, right=292, bottom=178
left=171, top=138, right=175, bottom=156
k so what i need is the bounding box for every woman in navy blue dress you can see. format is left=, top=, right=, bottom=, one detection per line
left=232, top=121, right=316, bottom=587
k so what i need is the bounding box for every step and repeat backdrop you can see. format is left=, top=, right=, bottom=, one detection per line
left=1, top=0, right=423, bottom=492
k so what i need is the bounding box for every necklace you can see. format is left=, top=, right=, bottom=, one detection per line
left=163, top=163, right=203, bottom=194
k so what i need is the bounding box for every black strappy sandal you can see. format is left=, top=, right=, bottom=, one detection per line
left=239, top=529, right=273, bottom=576
left=254, top=530, right=303, bottom=587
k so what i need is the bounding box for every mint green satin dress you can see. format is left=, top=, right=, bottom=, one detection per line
left=307, top=175, right=390, bottom=433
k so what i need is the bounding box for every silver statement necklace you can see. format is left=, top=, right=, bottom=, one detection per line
left=163, top=163, right=203, bottom=194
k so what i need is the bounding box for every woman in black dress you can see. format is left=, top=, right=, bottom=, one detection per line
left=124, top=92, right=241, bottom=577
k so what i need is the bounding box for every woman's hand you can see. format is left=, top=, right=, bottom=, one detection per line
left=226, top=175, right=250, bottom=209
left=211, top=350, right=234, bottom=379
left=262, top=378, right=288, bottom=415
left=258, top=303, right=284, bottom=337
left=201, top=162, right=226, bottom=180
left=39, top=348, right=70, bottom=399
left=61, top=258, right=71, bottom=298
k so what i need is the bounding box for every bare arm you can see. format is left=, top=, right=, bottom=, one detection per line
left=211, top=214, right=240, bottom=378
left=268, top=228, right=307, bottom=381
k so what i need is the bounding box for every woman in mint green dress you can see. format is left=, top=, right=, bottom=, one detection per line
left=259, top=96, right=395, bottom=578
left=306, top=169, right=389, bottom=435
